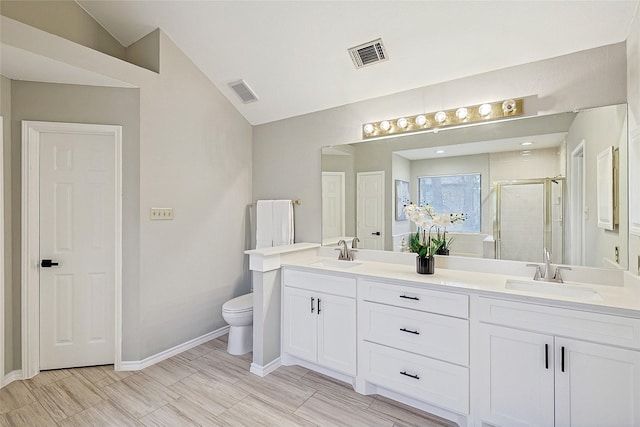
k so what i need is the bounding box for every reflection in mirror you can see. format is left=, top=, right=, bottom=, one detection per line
left=321, top=103, right=628, bottom=270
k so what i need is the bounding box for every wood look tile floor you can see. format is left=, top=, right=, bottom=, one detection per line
left=0, top=335, right=455, bottom=427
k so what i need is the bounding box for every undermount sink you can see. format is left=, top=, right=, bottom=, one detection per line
left=311, top=260, right=363, bottom=269
left=505, top=279, right=602, bottom=301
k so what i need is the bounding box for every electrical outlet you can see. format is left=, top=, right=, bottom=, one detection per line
left=150, top=207, right=173, bottom=220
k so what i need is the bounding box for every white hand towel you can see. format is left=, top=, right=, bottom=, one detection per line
left=272, top=200, right=294, bottom=246
left=256, top=200, right=273, bottom=249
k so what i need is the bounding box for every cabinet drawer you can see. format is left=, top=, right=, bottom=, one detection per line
left=359, top=279, right=468, bottom=318
left=283, top=268, right=356, bottom=298
left=360, top=341, right=469, bottom=414
left=478, top=297, right=640, bottom=350
left=360, top=301, right=469, bottom=366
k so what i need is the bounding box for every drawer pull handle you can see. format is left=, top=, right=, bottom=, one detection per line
left=400, top=328, right=419, bottom=335
left=310, top=297, right=315, bottom=314
left=561, top=346, right=565, bottom=372
left=318, top=298, right=321, bottom=314
left=399, top=295, right=420, bottom=301
left=400, top=371, right=420, bottom=380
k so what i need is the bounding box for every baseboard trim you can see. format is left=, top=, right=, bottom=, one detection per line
left=119, top=326, right=230, bottom=371
left=250, top=357, right=281, bottom=377
left=1, top=370, right=23, bottom=388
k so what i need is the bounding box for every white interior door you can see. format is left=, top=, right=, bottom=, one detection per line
left=357, top=171, right=384, bottom=250
left=322, top=172, right=345, bottom=243
left=38, top=126, right=116, bottom=370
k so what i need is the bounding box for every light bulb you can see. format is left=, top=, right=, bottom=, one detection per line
left=502, top=99, right=517, bottom=114
left=455, top=107, right=468, bottom=120
left=436, top=150, right=445, bottom=154
left=415, top=115, right=427, bottom=126
left=521, top=141, right=533, bottom=146
left=479, top=103, right=492, bottom=117
left=434, top=111, right=447, bottom=123
left=397, top=118, right=408, bottom=129
left=363, top=123, right=374, bottom=134
left=380, top=120, right=391, bottom=131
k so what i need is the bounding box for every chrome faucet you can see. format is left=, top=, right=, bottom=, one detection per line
left=352, top=237, right=360, bottom=249
left=336, top=240, right=349, bottom=260
left=526, top=248, right=572, bottom=283
left=336, top=239, right=357, bottom=261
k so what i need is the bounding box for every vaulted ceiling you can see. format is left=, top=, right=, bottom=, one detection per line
left=77, top=1, right=639, bottom=125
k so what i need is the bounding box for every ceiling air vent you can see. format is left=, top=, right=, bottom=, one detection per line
left=228, top=79, right=259, bottom=104
left=348, top=38, right=388, bottom=69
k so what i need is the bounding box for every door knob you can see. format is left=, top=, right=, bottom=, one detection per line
left=40, top=259, right=59, bottom=268
left=372, top=231, right=381, bottom=236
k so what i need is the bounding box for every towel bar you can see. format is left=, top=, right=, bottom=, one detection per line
left=252, top=199, right=301, bottom=205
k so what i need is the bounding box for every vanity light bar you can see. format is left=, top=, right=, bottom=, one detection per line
left=362, top=98, right=524, bottom=139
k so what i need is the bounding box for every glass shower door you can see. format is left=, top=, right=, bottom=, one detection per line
left=497, top=182, right=546, bottom=262
left=495, top=178, right=565, bottom=264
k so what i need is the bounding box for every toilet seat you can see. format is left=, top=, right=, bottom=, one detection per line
left=223, top=293, right=253, bottom=314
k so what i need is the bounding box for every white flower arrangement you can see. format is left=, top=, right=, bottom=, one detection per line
left=403, top=203, right=466, bottom=229
left=403, top=203, right=467, bottom=256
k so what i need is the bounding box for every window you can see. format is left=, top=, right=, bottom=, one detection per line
left=418, top=173, right=481, bottom=232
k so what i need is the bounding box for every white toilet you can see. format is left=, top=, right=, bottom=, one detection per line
left=222, top=293, right=253, bottom=355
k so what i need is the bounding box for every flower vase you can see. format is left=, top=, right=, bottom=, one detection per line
left=416, top=255, right=435, bottom=274
left=436, top=247, right=450, bottom=256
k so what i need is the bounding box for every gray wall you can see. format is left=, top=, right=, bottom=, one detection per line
left=134, top=31, right=252, bottom=359
left=0, top=1, right=126, bottom=60
left=391, top=154, right=410, bottom=248
left=254, top=43, right=627, bottom=250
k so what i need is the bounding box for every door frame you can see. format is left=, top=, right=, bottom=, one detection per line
left=0, top=116, right=4, bottom=386
left=21, top=121, right=122, bottom=378
left=570, top=141, right=586, bottom=265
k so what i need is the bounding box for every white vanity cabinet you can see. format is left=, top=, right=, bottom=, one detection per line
left=476, top=297, right=640, bottom=427
left=358, top=279, right=470, bottom=415
left=282, top=268, right=356, bottom=376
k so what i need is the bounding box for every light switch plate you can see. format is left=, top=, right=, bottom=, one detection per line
left=150, top=207, right=173, bottom=220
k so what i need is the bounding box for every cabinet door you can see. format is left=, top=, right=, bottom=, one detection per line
left=283, top=287, right=317, bottom=363
left=317, top=293, right=356, bottom=375
left=555, top=338, right=640, bottom=427
left=478, top=324, right=554, bottom=427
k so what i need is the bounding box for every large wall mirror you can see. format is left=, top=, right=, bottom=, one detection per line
left=321, top=103, right=628, bottom=269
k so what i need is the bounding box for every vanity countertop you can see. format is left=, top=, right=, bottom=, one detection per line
left=281, top=256, right=640, bottom=318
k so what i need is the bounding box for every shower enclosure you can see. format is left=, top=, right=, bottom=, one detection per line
left=494, top=177, right=565, bottom=263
